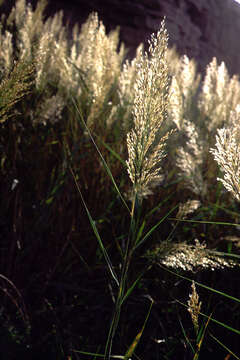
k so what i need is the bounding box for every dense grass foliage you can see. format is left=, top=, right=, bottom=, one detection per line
left=0, top=1, right=240, bottom=359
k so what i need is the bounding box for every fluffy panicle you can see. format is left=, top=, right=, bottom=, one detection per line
left=199, top=58, right=240, bottom=133
left=118, top=44, right=144, bottom=130
left=9, top=0, right=46, bottom=59
left=126, top=20, right=172, bottom=199
left=199, top=58, right=223, bottom=123
left=176, top=120, right=206, bottom=197
left=180, top=56, right=200, bottom=100
left=35, top=31, right=56, bottom=88
left=55, top=12, right=125, bottom=129
left=169, top=55, right=200, bottom=130
left=83, top=15, right=124, bottom=128
left=210, top=107, right=240, bottom=201
left=33, top=11, right=66, bottom=89
left=6, top=0, right=64, bottom=91
left=146, top=239, right=235, bottom=272
left=0, top=1, right=126, bottom=127
left=177, top=199, right=201, bottom=219
left=66, top=13, right=124, bottom=128
left=168, top=55, right=206, bottom=198
left=168, top=76, right=183, bottom=130
left=33, top=94, right=65, bottom=125
left=166, top=46, right=180, bottom=74
left=0, top=31, right=13, bottom=76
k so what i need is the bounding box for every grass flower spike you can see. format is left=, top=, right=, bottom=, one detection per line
left=188, top=281, right=202, bottom=334
left=176, top=119, right=206, bottom=197
left=126, top=20, right=171, bottom=200
left=210, top=107, right=240, bottom=201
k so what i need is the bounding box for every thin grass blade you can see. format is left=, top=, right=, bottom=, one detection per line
left=160, top=265, right=240, bottom=304
left=193, top=313, right=212, bottom=360
left=178, top=317, right=195, bottom=354
left=169, top=218, right=240, bottom=227
left=145, top=192, right=176, bottom=219
left=71, top=97, right=130, bottom=215
left=135, top=220, right=146, bottom=245
left=121, top=266, right=151, bottom=305
left=71, top=349, right=125, bottom=359
left=70, top=167, right=119, bottom=287
left=176, top=299, right=240, bottom=335
left=124, top=299, right=153, bottom=360
left=209, top=333, right=240, bottom=360
left=98, top=137, right=127, bottom=167
left=208, top=249, right=240, bottom=260
left=135, top=204, right=178, bottom=250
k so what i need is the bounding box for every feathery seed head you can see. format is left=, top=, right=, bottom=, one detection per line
left=168, top=54, right=200, bottom=130
left=146, top=238, right=235, bottom=272
left=176, top=120, right=206, bottom=197
left=126, top=20, right=172, bottom=199
left=210, top=113, right=240, bottom=201
left=177, top=200, right=201, bottom=219
left=199, top=57, right=240, bottom=133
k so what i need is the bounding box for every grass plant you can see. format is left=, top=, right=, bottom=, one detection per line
left=0, top=0, right=240, bottom=358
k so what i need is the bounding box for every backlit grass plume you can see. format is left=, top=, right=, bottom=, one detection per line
left=210, top=107, right=240, bottom=201
left=168, top=54, right=200, bottom=130
left=126, top=20, right=172, bottom=200
left=176, top=119, right=206, bottom=197
left=57, top=12, right=125, bottom=130
left=198, top=58, right=240, bottom=134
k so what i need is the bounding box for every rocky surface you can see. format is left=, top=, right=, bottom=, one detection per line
left=2, top=0, right=240, bottom=75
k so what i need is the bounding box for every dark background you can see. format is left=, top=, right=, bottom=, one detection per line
left=2, top=0, right=240, bottom=75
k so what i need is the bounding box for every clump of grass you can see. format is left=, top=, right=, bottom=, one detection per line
left=100, top=20, right=173, bottom=359
left=0, top=1, right=240, bottom=359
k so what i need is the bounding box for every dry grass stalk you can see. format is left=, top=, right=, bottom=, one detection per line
left=188, top=281, right=202, bottom=333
